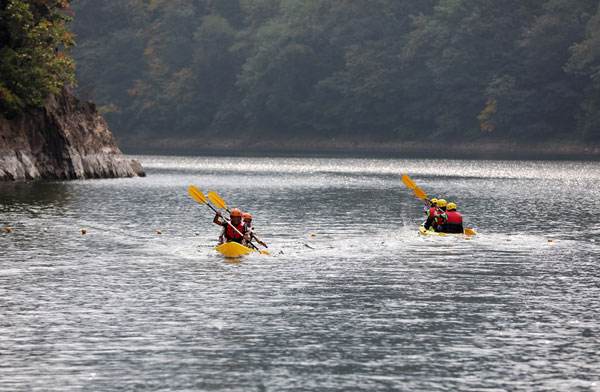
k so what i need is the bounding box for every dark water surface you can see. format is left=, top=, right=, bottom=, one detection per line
left=1, top=156, right=599, bottom=391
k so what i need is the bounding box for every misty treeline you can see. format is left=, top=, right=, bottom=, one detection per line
left=72, top=0, right=600, bottom=141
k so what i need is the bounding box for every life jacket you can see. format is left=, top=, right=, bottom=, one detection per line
left=433, top=208, right=447, bottom=227
left=224, top=222, right=245, bottom=243
left=443, top=211, right=464, bottom=233
left=427, top=207, right=437, bottom=218
left=445, top=211, right=463, bottom=225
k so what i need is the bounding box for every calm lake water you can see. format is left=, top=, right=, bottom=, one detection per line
left=1, top=155, right=599, bottom=391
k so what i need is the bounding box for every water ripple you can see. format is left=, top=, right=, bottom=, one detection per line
left=1, top=156, right=599, bottom=391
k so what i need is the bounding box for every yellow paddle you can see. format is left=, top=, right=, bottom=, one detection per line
left=464, top=228, right=477, bottom=236
left=402, top=174, right=429, bottom=202
left=401, top=174, right=417, bottom=190
left=207, top=191, right=269, bottom=249
left=413, top=187, right=428, bottom=201
left=207, top=191, right=228, bottom=211
left=188, top=186, right=267, bottom=254
left=188, top=185, right=209, bottom=205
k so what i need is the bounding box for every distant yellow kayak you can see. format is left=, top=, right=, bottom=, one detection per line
left=419, top=226, right=477, bottom=237
left=215, top=242, right=257, bottom=258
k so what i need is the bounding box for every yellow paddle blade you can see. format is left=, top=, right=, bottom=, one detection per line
left=402, top=174, right=417, bottom=190
left=188, top=185, right=207, bottom=204
left=464, top=228, right=477, bottom=236
left=413, top=187, right=428, bottom=200
left=259, top=250, right=270, bottom=255
left=207, top=191, right=228, bottom=210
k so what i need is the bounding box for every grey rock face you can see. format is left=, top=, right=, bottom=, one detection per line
left=0, top=91, right=144, bottom=181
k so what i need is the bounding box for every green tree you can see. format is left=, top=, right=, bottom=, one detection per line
left=0, top=0, right=75, bottom=116
left=484, top=0, right=597, bottom=138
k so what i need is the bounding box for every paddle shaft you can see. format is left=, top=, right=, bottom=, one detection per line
left=250, top=233, right=268, bottom=248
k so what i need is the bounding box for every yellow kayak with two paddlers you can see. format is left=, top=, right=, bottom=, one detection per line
left=188, top=185, right=270, bottom=258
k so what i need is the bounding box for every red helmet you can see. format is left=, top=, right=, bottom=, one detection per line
left=242, top=212, right=252, bottom=220
left=230, top=208, right=242, bottom=218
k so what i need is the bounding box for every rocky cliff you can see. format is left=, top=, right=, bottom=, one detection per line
left=0, top=91, right=143, bottom=181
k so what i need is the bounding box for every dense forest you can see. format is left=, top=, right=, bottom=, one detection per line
left=0, top=0, right=75, bottom=116
left=70, top=0, right=600, bottom=144
left=3, top=1, right=599, bottom=145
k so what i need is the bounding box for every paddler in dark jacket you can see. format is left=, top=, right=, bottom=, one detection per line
left=441, top=202, right=464, bottom=233
left=213, top=208, right=247, bottom=244
left=432, top=199, right=448, bottom=232
left=424, top=198, right=448, bottom=231
left=423, top=198, right=438, bottom=230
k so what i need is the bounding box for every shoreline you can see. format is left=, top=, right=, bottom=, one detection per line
left=0, top=92, right=144, bottom=181
left=118, top=136, right=600, bottom=161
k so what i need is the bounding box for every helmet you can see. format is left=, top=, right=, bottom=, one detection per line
left=242, top=212, right=252, bottom=220
left=447, top=202, right=457, bottom=211
left=230, top=208, right=242, bottom=217
left=430, top=198, right=438, bottom=206
left=437, top=199, right=447, bottom=208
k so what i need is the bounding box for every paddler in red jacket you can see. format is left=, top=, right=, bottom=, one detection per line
left=423, top=198, right=439, bottom=230
left=441, top=202, right=464, bottom=233
left=213, top=208, right=247, bottom=244
left=424, top=198, right=448, bottom=231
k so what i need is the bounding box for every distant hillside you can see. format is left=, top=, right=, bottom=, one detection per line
left=71, top=0, right=600, bottom=148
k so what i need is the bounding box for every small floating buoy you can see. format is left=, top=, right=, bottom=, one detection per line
left=156, top=230, right=162, bottom=235
left=2, top=226, right=13, bottom=233
left=80, top=228, right=87, bottom=235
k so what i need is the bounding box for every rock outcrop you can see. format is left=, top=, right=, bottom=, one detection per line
left=0, top=91, right=144, bottom=181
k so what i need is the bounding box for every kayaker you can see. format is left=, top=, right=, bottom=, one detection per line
left=243, top=212, right=268, bottom=248
left=213, top=208, right=247, bottom=244
left=441, top=202, right=464, bottom=233
left=242, top=212, right=254, bottom=240
left=242, top=212, right=252, bottom=227
left=425, top=197, right=438, bottom=216
left=432, top=199, right=448, bottom=232
left=423, top=198, right=439, bottom=230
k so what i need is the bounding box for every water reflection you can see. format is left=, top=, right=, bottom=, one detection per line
left=0, top=181, right=73, bottom=218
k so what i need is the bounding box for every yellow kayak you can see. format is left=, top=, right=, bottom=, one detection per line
left=215, top=242, right=256, bottom=258
left=419, top=226, right=477, bottom=237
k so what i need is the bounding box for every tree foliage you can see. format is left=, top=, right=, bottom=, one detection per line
left=0, top=0, right=75, bottom=116
left=70, top=0, right=600, bottom=141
